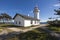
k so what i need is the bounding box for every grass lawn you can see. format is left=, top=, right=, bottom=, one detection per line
left=0, top=24, right=58, bottom=40
left=6, top=28, right=57, bottom=40
left=0, top=24, right=20, bottom=27
left=0, top=28, right=3, bottom=32
left=0, top=24, right=59, bottom=40
left=0, top=24, right=40, bottom=33
left=18, top=28, right=58, bottom=40
left=47, top=25, right=60, bottom=33
left=0, top=24, right=19, bottom=33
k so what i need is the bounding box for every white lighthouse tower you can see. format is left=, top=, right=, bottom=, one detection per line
left=33, top=6, right=40, bottom=19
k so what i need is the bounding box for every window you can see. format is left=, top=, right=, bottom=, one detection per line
left=35, top=21, right=36, bottom=24
left=38, top=21, right=39, bottom=23
left=19, top=21, right=21, bottom=24
left=31, top=20, right=33, bottom=24
left=16, top=21, right=17, bottom=24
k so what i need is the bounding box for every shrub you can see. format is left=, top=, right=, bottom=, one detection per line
left=47, top=20, right=60, bottom=27
left=0, top=24, right=20, bottom=27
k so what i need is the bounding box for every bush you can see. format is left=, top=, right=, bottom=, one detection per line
left=47, top=20, right=60, bottom=27
left=0, top=24, right=20, bottom=27
left=47, top=25, right=60, bottom=33
left=2, top=28, right=58, bottom=40
left=19, top=31, right=49, bottom=40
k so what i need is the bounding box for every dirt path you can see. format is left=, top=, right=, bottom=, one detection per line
left=7, top=24, right=48, bottom=33
left=0, top=24, right=48, bottom=35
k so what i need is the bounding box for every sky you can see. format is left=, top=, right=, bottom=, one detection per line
left=0, top=0, right=60, bottom=22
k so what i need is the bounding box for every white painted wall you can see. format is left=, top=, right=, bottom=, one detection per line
left=14, top=15, right=40, bottom=27
left=34, top=12, right=40, bottom=19
left=32, top=20, right=40, bottom=25
left=24, top=20, right=40, bottom=27
left=14, top=15, right=24, bottom=26
left=24, top=20, right=31, bottom=27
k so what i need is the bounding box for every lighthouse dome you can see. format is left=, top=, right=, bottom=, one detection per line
left=33, top=6, right=40, bottom=12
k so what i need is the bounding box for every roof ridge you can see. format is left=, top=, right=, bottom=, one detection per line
left=13, top=13, right=40, bottom=21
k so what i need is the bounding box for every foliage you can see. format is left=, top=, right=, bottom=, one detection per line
left=5, top=35, right=19, bottom=40
left=0, top=28, right=58, bottom=40
left=0, top=24, right=19, bottom=27
left=0, top=28, right=3, bottom=32
left=48, top=8, right=60, bottom=26
left=19, top=31, right=47, bottom=40
left=47, top=25, right=60, bottom=33
left=47, top=20, right=60, bottom=26
left=1, top=13, right=12, bottom=19
left=54, top=8, right=60, bottom=15
left=18, top=29, right=57, bottom=40
left=0, top=13, right=12, bottom=23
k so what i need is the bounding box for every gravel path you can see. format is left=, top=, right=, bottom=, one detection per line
left=7, top=24, right=47, bottom=33
left=0, top=24, right=47, bottom=35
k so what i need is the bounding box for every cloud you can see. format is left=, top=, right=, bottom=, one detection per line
left=53, top=3, right=60, bottom=7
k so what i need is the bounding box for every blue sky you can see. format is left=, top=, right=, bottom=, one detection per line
left=0, top=0, right=60, bottom=22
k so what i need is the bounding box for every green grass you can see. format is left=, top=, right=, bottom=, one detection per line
left=0, top=28, right=3, bottom=32
left=5, top=35, right=19, bottom=40
left=0, top=27, right=57, bottom=40
left=0, top=24, right=19, bottom=27
left=0, top=24, right=19, bottom=33
left=0, top=27, right=5, bottom=32
left=0, top=24, right=58, bottom=40
left=47, top=25, right=60, bottom=33
left=19, top=31, right=48, bottom=40
left=18, top=28, right=57, bottom=40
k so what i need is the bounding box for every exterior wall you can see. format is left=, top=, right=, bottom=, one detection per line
left=24, top=20, right=40, bottom=27
left=36, top=21, right=40, bottom=25
left=33, top=6, right=40, bottom=19
left=34, top=12, right=40, bottom=19
left=14, top=15, right=40, bottom=27
left=32, top=20, right=40, bottom=25
left=24, top=20, right=31, bottom=27
left=14, top=15, right=24, bottom=26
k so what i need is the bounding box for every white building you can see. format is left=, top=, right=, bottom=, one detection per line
left=13, top=6, right=40, bottom=27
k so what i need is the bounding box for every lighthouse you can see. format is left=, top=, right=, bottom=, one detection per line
left=33, top=6, right=40, bottom=19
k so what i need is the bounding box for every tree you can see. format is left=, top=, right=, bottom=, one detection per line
left=1, top=13, right=12, bottom=19
left=47, top=8, right=60, bottom=26
left=54, top=8, right=60, bottom=16
left=0, top=13, right=12, bottom=23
